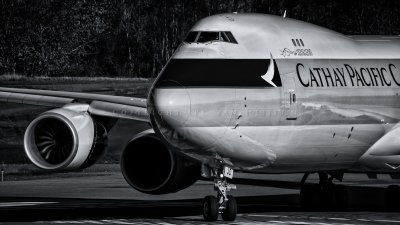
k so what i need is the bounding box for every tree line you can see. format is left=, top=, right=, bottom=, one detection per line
left=0, top=0, right=399, bottom=78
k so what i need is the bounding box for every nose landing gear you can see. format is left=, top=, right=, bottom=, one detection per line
left=202, top=164, right=237, bottom=221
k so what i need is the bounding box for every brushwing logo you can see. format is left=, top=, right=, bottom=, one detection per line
left=261, top=53, right=278, bottom=87
left=280, top=48, right=313, bottom=57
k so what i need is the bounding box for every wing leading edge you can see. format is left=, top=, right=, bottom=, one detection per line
left=0, top=87, right=149, bottom=122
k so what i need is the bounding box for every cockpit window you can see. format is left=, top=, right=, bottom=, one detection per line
left=197, top=32, right=220, bottom=43
left=184, top=31, right=238, bottom=44
left=185, top=32, right=198, bottom=43
left=221, top=32, right=230, bottom=42
left=224, top=32, right=238, bottom=44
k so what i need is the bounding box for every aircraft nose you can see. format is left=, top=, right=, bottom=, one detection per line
left=150, top=86, right=191, bottom=128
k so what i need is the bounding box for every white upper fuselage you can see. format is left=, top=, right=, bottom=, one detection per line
left=174, top=13, right=400, bottom=60
left=149, top=13, right=400, bottom=174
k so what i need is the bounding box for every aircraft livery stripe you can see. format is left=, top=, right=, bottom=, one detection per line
left=157, top=59, right=282, bottom=87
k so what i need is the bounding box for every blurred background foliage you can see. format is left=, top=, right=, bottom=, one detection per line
left=0, top=0, right=399, bottom=77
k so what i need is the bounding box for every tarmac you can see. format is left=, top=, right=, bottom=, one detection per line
left=1, top=171, right=400, bottom=224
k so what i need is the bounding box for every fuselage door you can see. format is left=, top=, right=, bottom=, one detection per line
left=283, top=77, right=297, bottom=120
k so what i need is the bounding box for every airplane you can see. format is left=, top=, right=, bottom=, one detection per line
left=1, top=13, right=400, bottom=221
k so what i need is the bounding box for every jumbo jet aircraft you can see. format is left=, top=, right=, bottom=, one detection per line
left=1, top=13, right=400, bottom=221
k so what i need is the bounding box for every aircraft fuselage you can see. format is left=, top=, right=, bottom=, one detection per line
left=148, top=13, right=400, bottom=174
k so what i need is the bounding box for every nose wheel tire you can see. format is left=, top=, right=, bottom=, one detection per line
left=203, top=195, right=219, bottom=221
left=221, top=195, right=237, bottom=221
left=202, top=162, right=237, bottom=221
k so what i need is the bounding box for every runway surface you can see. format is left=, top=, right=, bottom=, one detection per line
left=1, top=170, right=400, bottom=224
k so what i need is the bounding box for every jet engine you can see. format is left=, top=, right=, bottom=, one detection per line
left=24, top=104, right=108, bottom=170
left=121, top=130, right=200, bottom=194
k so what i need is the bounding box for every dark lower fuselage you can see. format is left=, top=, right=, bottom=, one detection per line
left=149, top=58, right=400, bottom=173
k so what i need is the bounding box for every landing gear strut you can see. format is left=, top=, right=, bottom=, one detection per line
left=300, top=172, right=348, bottom=209
left=202, top=163, right=237, bottom=221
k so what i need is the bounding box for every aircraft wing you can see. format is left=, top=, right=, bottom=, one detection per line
left=0, top=87, right=149, bottom=122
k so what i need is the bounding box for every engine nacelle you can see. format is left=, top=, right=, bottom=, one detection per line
left=24, top=104, right=107, bottom=170
left=121, top=130, right=200, bottom=194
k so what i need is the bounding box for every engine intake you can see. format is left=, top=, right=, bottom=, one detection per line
left=33, top=117, right=74, bottom=165
left=121, top=130, right=200, bottom=194
left=24, top=104, right=107, bottom=170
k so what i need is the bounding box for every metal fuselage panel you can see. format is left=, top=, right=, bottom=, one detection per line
left=148, top=14, right=400, bottom=173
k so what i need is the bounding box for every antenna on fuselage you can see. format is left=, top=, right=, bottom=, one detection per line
left=283, top=10, right=287, bottom=18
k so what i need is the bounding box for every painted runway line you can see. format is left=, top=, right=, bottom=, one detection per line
left=31, top=213, right=400, bottom=225
left=0, top=202, right=57, bottom=207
